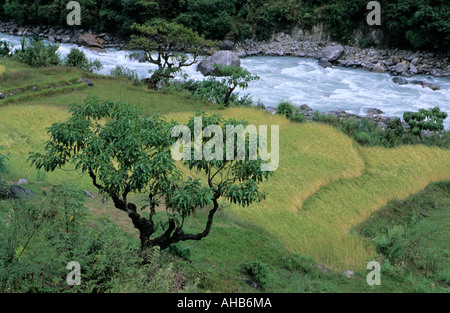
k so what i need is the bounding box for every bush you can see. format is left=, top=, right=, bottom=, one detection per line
left=110, top=65, right=143, bottom=87
left=13, top=36, right=61, bottom=67
left=403, top=107, right=448, bottom=143
left=168, top=243, right=191, bottom=261
left=358, top=37, right=375, bottom=48
left=0, top=42, right=12, bottom=57
left=63, top=48, right=103, bottom=73
left=180, top=65, right=258, bottom=107
left=275, top=100, right=295, bottom=119
left=242, top=260, right=273, bottom=286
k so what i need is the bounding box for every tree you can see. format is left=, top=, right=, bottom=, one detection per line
left=403, top=107, right=448, bottom=143
left=63, top=48, right=103, bottom=73
left=129, top=21, right=218, bottom=89
left=29, top=97, right=272, bottom=253
left=185, top=65, right=259, bottom=107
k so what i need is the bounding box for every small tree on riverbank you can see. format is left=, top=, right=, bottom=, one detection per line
left=129, top=21, right=218, bottom=89
left=403, top=107, right=448, bottom=143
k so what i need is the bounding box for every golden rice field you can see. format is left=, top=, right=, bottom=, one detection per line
left=1, top=105, right=449, bottom=272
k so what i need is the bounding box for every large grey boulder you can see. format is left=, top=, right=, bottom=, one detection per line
left=318, top=58, right=332, bottom=68
left=7, top=185, right=36, bottom=199
left=197, top=51, right=241, bottom=76
left=409, top=64, right=418, bottom=74
left=392, top=77, right=408, bottom=85
left=395, top=63, right=408, bottom=74
left=372, top=63, right=386, bottom=73
left=319, top=45, right=344, bottom=62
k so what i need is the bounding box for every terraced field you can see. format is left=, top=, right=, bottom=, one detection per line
left=1, top=58, right=449, bottom=275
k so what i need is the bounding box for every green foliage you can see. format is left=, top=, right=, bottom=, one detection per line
left=403, top=107, right=448, bottom=143
left=168, top=243, right=191, bottom=261
left=110, top=65, right=143, bottom=87
left=358, top=37, right=375, bottom=48
left=2, top=1, right=448, bottom=51
left=308, top=107, right=448, bottom=148
left=181, top=65, right=259, bottom=107
left=242, top=260, right=273, bottom=286
left=0, top=146, right=9, bottom=174
left=13, top=36, right=60, bottom=68
left=275, top=100, right=295, bottom=119
left=0, top=42, right=12, bottom=57
left=323, top=0, right=368, bottom=44
left=28, top=97, right=272, bottom=252
left=63, top=48, right=103, bottom=73
left=355, top=181, right=450, bottom=290
left=382, top=0, right=450, bottom=51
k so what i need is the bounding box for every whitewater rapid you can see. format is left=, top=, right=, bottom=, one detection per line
left=2, top=33, right=449, bottom=129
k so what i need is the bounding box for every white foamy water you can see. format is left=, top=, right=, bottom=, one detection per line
left=2, top=33, right=449, bottom=129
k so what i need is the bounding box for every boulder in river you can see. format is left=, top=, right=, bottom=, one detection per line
left=78, top=34, right=105, bottom=49
left=318, top=58, right=332, bottom=68
left=392, top=77, right=408, bottom=85
left=365, top=108, right=384, bottom=115
left=197, top=51, right=241, bottom=76
left=426, top=83, right=440, bottom=91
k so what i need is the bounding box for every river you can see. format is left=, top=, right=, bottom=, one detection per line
left=2, top=32, right=450, bottom=129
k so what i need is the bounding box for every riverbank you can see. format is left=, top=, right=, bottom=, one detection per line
left=0, top=20, right=128, bottom=50
left=230, top=32, right=450, bottom=78
left=1, top=20, right=449, bottom=79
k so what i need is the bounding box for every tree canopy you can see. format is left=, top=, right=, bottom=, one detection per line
left=29, top=96, right=272, bottom=252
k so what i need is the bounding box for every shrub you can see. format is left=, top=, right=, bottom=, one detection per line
left=242, top=260, right=273, bottom=286
left=63, top=48, right=102, bottom=73
left=0, top=41, right=12, bottom=57
left=13, top=36, right=60, bottom=67
left=275, top=100, right=295, bottom=119
left=168, top=243, right=191, bottom=261
left=110, top=65, right=143, bottom=87
left=180, top=65, right=258, bottom=107
left=403, top=107, right=448, bottom=143
left=358, top=37, right=375, bottom=48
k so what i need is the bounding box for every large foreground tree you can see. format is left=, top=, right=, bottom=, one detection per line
left=29, top=97, right=272, bottom=252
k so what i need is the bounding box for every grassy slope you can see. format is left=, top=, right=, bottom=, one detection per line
left=1, top=59, right=449, bottom=292
left=167, top=109, right=450, bottom=271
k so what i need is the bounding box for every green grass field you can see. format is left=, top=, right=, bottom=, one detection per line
left=1, top=58, right=449, bottom=292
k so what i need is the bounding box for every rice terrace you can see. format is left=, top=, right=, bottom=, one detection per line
left=0, top=0, right=449, bottom=298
